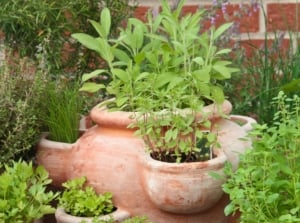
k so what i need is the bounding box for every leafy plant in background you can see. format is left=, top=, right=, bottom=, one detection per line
left=228, top=33, right=300, bottom=124
left=0, top=0, right=137, bottom=75
left=0, top=48, right=91, bottom=166
left=0, top=160, right=59, bottom=223
left=0, top=56, right=48, bottom=167
left=58, top=177, right=114, bottom=217
left=223, top=91, right=300, bottom=222
left=219, top=0, right=300, bottom=124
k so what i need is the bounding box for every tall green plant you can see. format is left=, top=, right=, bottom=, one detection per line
left=72, top=0, right=238, bottom=163
left=223, top=91, right=300, bottom=222
left=43, top=78, right=84, bottom=143
left=74, top=3, right=236, bottom=110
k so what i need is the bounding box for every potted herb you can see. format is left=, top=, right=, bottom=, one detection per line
left=55, top=176, right=130, bottom=223
left=223, top=91, right=300, bottom=222
left=42, top=78, right=85, bottom=144
left=72, top=0, right=237, bottom=162
left=36, top=1, right=254, bottom=222
left=36, top=77, right=93, bottom=187
left=72, top=0, right=237, bottom=213
left=0, top=160, right=59, bottom=223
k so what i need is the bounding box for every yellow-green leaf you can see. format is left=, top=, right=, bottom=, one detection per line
left=82, top=69, right=106, bottom=82
left=79, top=82, right=105, bottom=93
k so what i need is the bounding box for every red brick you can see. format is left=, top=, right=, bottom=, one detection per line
left=267, top=3, right=300, bottom=31
left=134, top=6, right=150, bottom=22
left=182, top=5, right=199, bottom=15
left=239, top=38, right=291, bottom=58
left=201, top=4, right=259, bottom=33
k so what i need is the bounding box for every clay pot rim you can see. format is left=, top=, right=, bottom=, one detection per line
left=37, top=131, right=86, bottom=149
left=55, top=207, right=130, bottom=222
left=141, top=148, right=227, bottom=172
left=230, top=115, right=257, bottom=132
left=37, top=115, right=90, bottom=149
left=90, top=99, right=232, bottom=128
left=37, top=132, right=75, bottom=148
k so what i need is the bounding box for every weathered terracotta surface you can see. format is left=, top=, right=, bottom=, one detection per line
left=36, top=133, right=73, bottom=186
left=141, top=149, right=227, bottom=214
left=36, top=100, right=255, bottom=223
left=55, top=207, right=130, bottom=223
left=221, top=115, right=256, bottom=171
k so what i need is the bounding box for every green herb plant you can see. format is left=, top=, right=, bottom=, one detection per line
left=0, top=160, right=59, bottom=223
left=0, top=56, right=48, bottom=166
left=42, top=77, right=84, bottom=143
left=58, top=177, right=114, bottom=218
left=223, top=91, right=300, bottom=222
left=72, top=0, right=238, bottom=163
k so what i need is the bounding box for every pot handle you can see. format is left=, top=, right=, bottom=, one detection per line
left=230, top=115, right=257, bottom=132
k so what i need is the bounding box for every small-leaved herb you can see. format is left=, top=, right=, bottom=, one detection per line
left=59, top=177, right=114, bottom=217
left=223, top=91, right=300, bottom=222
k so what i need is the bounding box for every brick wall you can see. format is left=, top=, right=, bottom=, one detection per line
left=135, top=0, right=300, bottom=54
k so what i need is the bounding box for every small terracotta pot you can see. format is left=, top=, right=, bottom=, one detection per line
left=36, top=115, right=91, bottom=186
left=55, top=207, right=130, bottom=223
left=141, top=149, right=227, bottom=214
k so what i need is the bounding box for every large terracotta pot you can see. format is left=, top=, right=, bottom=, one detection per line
left=55, top=207, right=130, bottom=223
left=36, top=100, right=256, bottom=223
left=141, top=149, right=227, bottom=214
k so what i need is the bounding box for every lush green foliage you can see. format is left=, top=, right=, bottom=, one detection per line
left=0, top=160, right=59, bottom=223
left=59, top=177, right=114, bottom=217
left=223, top=92, right=300, bottom=222
left=74, top=1, right=236, bottom=110
left=73, top=0, right=237, bottom=162
left=0, top=0, right=137, bottom=75
left=0, top=54, right=90, bottom=164
left=42, top=78, right=84, bottom=143
left=0, top=59, right=47, bottom=166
